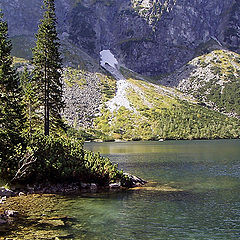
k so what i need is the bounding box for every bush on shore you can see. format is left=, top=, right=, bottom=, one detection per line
left=1, top=133, right=125, bottom=186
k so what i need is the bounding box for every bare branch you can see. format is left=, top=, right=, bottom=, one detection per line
left=11, top=152, right=36, bottom=182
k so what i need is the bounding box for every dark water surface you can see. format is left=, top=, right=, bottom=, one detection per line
left=3, top=140, right=240, bottom=239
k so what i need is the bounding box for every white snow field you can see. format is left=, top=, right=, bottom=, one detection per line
left=100, top=50, right=133, bottom=112
left=100, top=50, right=119, bottom=68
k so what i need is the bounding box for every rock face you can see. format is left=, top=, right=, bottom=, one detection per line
left=1, top=0, right=239, bottom=78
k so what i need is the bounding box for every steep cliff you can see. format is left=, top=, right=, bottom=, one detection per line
left=1, top=0, right=239, bottom=77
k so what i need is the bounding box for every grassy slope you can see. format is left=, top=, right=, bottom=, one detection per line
left=93, top=67, right=240, bottom=141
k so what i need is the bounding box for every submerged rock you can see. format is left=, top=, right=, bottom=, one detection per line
left=0, top=210, right=19, bottom=226
left=0, top=217, right=7, bottom=225
left=109, top=182, right=121, bottom=189
left=18, top=192, right=26, bottom=196
left=4, top=210, right=19, bottom=217
left=0, top=187, right=14, bottom=197
left=80, top=183, right=89, bottom=189
left=38, top=219, right=65, bottom=227
left=90, top=183, right=97, bottom=189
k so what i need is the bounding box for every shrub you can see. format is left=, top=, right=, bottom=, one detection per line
left=7, top=133, right=124, bottom=186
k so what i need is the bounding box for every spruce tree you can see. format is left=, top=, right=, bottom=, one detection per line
left=20, top=67, right=40, bottom=137
left=32, top=0, right=64, bottom=136
left=0, top=11, right=25, bottom=177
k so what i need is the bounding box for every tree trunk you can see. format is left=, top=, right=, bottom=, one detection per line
left=44, top=59, right=49, bottom=136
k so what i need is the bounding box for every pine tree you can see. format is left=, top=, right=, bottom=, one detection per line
left=0, top=11, right=24, bottom=144
left=32, top=0, right=64, bottom=136
left=20, top=67, right=40, bottom=137
left=0, top=10, right=25, bottom=176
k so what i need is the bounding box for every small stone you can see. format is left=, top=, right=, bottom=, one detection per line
left=0, top=187, right=14, bottom=197
left=90, top=183, right=97, bottom=189
left=81, top=183, right=89, bottom=188
left=109, top=183, right=121, bottom=189
left=4, top=210, right=19, bottom=217
left=1, top=196, right=7, bottom=201
left=0, top=218, right=7, bottom=225
left=19, top=192, right=26, bottom=196
left=27, top=185, right=35, bottom=192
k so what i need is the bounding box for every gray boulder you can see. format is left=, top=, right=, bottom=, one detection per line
left=0, top=187, right=14, bottom=197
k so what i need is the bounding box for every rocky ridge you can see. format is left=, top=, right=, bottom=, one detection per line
left=1, top=0, right=239, bottom=77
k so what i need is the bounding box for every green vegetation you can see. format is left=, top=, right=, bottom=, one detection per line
left=10, top=133, right=124, bottom=185
left=0, top=2, right=125, bottom=187
left=32, top=0, right=64, bottom=136
left=63, top=67, right=87, bottom=88
left=97, top=72, right=116, bottom=102
left=94, top=76, right=240, bottom=141
left=0, top=10, right=25, bottom=180
left=20, top=67, right=40, bottom=137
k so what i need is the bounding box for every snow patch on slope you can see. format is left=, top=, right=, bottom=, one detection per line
left=100, top=50, right=118, bottom=69
left=100, top=50, right=133, bottom=112
left=107, top=78, right=133, bottom=112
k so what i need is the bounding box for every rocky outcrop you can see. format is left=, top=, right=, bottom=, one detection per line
left=1, top=0, right=239, bottom=78
left=164, top=49, right=240, bottom=117
left=0, top=210, right=19, bottom=225
left=62, top=70, right=102, bottom=128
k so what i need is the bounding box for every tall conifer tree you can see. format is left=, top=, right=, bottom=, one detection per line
left=32, top=0, right=64, bottom=136
left=0, top=11, right=25, bottom=175
left=20, top=67, right=40, bottom=137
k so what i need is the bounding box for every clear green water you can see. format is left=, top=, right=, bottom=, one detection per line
left=63, top=140, right=240, bottom=239
left=3, top=140, right=240, bottom=239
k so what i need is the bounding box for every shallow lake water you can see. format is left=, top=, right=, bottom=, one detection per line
left=81, top=140, right=240, bottom=240
left=2, top=140, right=240, bottom=239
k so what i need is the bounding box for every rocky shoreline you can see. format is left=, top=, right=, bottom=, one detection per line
left=0, top=173, right=146, bottom=226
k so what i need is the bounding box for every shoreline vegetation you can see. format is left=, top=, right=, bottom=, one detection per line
left=84, top=137, right=240, bottom=143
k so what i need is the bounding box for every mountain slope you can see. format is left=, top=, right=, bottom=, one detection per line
left=1, top=0, right=240, bottom=78
left=92, top=66, right=240, bottom=141
left=164, top=50, right=240, bottom=118
left=13, top=48, right=240, bottom=141
left=6, top=0, right=240, bottom=141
